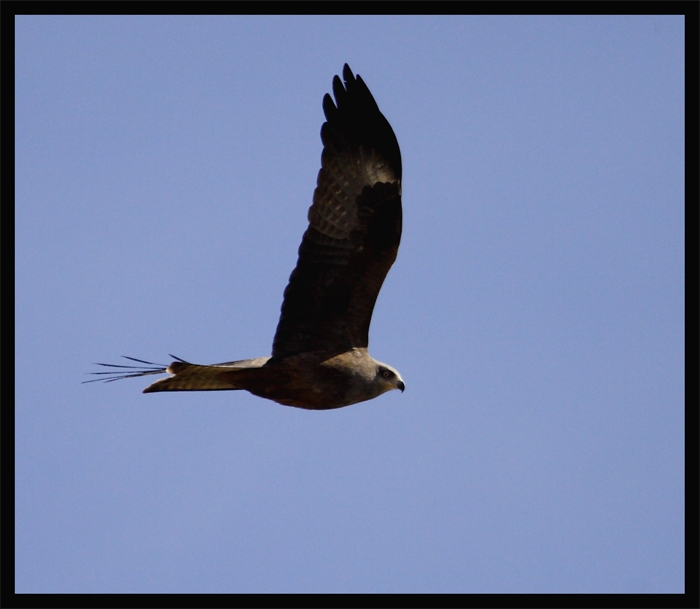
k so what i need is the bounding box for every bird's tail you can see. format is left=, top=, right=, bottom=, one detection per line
left=85, top=355, right=270, bottom=393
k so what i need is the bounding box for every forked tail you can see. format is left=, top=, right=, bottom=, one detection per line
left=85, top=355, right=268, bottom=393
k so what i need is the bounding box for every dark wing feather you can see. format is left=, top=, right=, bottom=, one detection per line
left=272, top=64, right=402, bottom=358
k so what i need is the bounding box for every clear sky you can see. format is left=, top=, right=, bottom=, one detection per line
left=15, top=15, right=684, bottom=593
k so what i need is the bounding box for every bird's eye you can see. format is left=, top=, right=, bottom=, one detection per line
left=381, top=370, right=392, bottom=379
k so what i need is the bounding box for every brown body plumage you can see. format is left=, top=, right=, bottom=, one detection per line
left=89, top=65, right=405, bottom=410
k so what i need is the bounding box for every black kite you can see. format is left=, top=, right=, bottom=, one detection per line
left=89, top=65, right=404, bottom=410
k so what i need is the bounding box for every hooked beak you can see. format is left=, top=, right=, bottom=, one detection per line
left=397, top=380, right=405, bottom=393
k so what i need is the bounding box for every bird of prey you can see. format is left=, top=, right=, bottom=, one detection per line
left=89, top=64, right=404, bottom=410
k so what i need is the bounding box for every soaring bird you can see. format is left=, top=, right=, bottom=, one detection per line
left=89, top=64, right=404, bottom=410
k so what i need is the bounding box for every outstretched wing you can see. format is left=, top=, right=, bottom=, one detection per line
left=272, top=64, right=402, bottom=358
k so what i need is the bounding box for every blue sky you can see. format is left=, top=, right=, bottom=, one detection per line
left=15, top=15, right=684, bottom=593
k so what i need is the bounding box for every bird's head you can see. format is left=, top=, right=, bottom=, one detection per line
left=374, top=362, right=405, bottom=394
